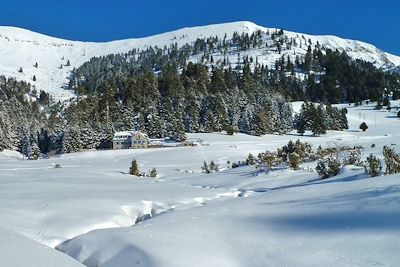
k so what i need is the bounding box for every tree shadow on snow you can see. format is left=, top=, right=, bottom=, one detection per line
left=241, top=172, right=368, bottom=193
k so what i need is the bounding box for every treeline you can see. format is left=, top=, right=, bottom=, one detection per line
left=4, top=28, right=397, bottom=158
left=60, top=62, right=294, bottom=146
left=0, top=61, right=295, bottom=158
left=68, top=31, right=400, bottom=104
left=0, top=76, right=45, bottom=158
left=294, top=102, right=348, bottom=135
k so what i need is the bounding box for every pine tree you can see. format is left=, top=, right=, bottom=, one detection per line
left=295, top=103, right=309, bottom=135
left=129, top=159, right=139, bottom=176
left=33, top=75, right=37, bottom=82
left=382, top=97, right=390, bottom=107
left=375, top=101, right=382, bottom=110
left=296, top=121, right=305, bottom=135
left=310, top=104, right=327, bottom=136
left=359, top=122, right=368, bottom=132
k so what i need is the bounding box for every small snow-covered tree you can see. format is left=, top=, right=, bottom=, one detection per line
left=258, top=151, right=277, bottom=170
left=129, top=159, right=139, bottom=176
left=364, top=154, right=382, bottom=177
left=359, top=122, right=368, bottom=132
left=382, top=146, right=400, bottom=174
left=344, top=149, right=361, bottom=166
left=246, top=153, right=256, bottom=165
left=149, top=168, right=157, bottom=178
left=201, top=161, right=210, bottom=173
left=209, top=160, right=219, bottom=172
left=316, top=157, right=341, bottom=179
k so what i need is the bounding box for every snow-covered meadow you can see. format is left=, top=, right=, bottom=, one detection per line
left=1, top=101, right=400, bottom=266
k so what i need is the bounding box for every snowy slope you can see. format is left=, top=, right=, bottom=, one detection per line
left=0, top=21, right=399, bottom=100
left=1, top=101, right=400, bottom=266
left=0, top=227, right=84, bottom=267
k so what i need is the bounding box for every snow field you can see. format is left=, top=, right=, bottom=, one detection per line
left=0, top=101, right=399, bottom=266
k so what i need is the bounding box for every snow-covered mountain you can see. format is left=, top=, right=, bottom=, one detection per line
left=0, top=21, right=399, bottom=100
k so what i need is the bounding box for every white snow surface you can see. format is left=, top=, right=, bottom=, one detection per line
left=0, top=21, right=399, bottom=100
left=1, top=101, right=400, bottom=266
left=0, top=227, right=84, bottom=267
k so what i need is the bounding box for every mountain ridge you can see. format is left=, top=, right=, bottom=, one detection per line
left=0, top=21, right=399, bottom=100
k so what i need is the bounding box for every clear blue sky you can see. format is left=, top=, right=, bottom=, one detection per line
left=1, top=0, right=399, bottom=55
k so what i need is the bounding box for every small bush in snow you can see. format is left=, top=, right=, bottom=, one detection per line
left=288, top=152, right=300, bottom=170
left=316, top=157, right=342, bottom=179
left=315, top=144, right=354, bottom=159
left=201, top=161, right=211, bottom=173
left=54, top=163, right=61, bottom=168
left=328, top=158, right=342, bottom=177
left=364, top=154, right=382, bottom=177
left=277, top=140, right=312, bottom=163
left=149, top=168, right=157, bottom=178
left=343, top=149, right=361, bottom=166
left=382, top=146, right=400, bottom=174
left=258, top=151, right=278, bottom=170
left=225, top=126, right=234, bottom=135
left=209, top=161, right=219, bottom=172
left=246, top=153, right=256, bottom=165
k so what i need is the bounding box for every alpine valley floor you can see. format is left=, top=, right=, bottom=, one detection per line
left=0, top=101, right=400, bottom=267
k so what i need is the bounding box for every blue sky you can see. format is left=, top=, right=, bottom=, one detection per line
left=1, top=0, right=399, bottom=55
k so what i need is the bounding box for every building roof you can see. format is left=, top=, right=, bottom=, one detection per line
left=113, top=131, right=148, bottom=141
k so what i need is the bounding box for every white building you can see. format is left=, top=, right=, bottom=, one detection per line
left=112, top=131, right=149, bottom=149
